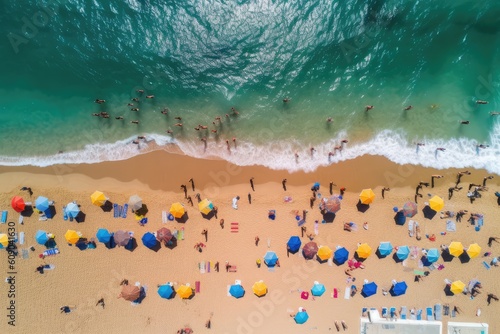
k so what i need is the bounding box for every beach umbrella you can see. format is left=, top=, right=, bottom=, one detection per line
left=96, top=228, right=112, bottom=243
left=142, top=232, right=158, bottom=249
left=169, top=202, right=185, bottom=219
left=319, top=196, right=341, bottom=213
left=356, top=243, right=372, bottom=259
left=229, top=284, right=245, bottom=298
left=294, top=311, right=309, bottom=324
left=157, top=227, right=173, bottom=243
left=402, top=201, right=418, bottom=217
left=396, top=246, right=410, bottom=261
left=157, top=284, right=175, bottom=299
left=65, top=230, right=80, bottom=244
left=333, top=247, right=349, bottom=265
left=317, top=245, right=333, bottom=262
left=128, top=195, right=143, bottom=211
left=466, top=243, right=481, bottom=259
left=311, top=282, right=326, bottom=297
left=287, top=236, right=301, bottom=253
left=198, top=199, right=214, bottom=215
left=90, top=191, right=107, bottom=206
left=252, top=281, right=267, bottom=297
left=378, top=242, right=393, bottom=257
left=359, top=188, right=375, bottom=204
left=0, top=234, right=9, bottom=249
left=35, top=196, right=50, bottom=212
left=176, top=285, right=193, bottom=299
left=450, top=280, right=465, bottom=295
left=302, top=242, right=318, bottom=259
left=65, top=202, right=80, bottom=218
left=263, top=251, right=279, bottom=267
left=426, top=248, right=439, bottom=263
left=120, top=285, right=140, bottom=301
left=448, top=242, right=464, bottom=257
left=35, top=230, right=49, bottom=245
left=429, top=195, right=444, bottom=212
left=11, top=196, right=25, bottom=213
left=361, top=282, right=378, bottom=298
left=390, top=281, right=408, bottom=296
left=114, top=230, right=131, bottom=246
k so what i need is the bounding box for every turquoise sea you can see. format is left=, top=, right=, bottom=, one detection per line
left=0, top=0, right=499, bottom=172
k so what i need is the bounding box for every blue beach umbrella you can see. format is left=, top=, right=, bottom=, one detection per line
left=96, top=228, right=112, bottom=243
left=361, top=282, right=378, bottom=298
left=141, top=232, right=158, bottom=249
left=427, top=248, right=439, bottom=263
left=390, top=281, right=408, bottom=296
left=65, top=202, right=80, bottom=218
left=157, top=284, right=175, bottom=299
left=311, top=282, right=326, bottom=297
left=263, top=251, right=278, bottom=267
left=294, top=311, right=309, bottom=324
left=287, top=236, right=301, bottom=253
left=378, top=242, right=393, bottom=257
left=35, top=196, right=50, bottom=212
left=333, top=247, right=349, bottom=265
left=35, top=230, right=49, bottom=245
left=396, top=246, right=410, bottom=260
left=229, top=284, right=245, bottom=298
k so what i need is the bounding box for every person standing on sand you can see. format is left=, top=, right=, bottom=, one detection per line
left=381, top=187, right=390, bottom=199
left=96, top=298, right=105, bottom=309
left=255, top=236, right=260, bottom=246
left=250, top=177, right=255, bottom=191
left=187, top=196, right=193, bottom=206
left=188, top=178, right=195, bottom=191
left=329, top=182, right=336, bottom=195
left=214, top=261, right=219, bottom=272
left=309, top=196, right=315, bottom=209
left=282, top=179, right=287, bottom=191
left=202, top=229, right=208, bottom=242
left=219, top=219, right=224, bottom=229
left=483, top=176, right=494, bottom=186
left=213, top=206, right=218, bottom=219
left=248, top=193, right=252, bottom=204
left=455, top=171, right=471, bottom=187
left=431, top=175, right=444, bottom=188
left=180, top=185, right=187, bottom=198
left=488, top=237, right=499, bottom=247
left=301, top=226, right=307, bottom=237
left=225, top=261, right=230, bottom=272
left=487, top=294, right=499, bottom=305
left=340, top=187, right=346, bottom=196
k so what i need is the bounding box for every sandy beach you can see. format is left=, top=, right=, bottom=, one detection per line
left=0, top=151, right=499, bottom=334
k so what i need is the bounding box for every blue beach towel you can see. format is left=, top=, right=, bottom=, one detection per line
left=426, top=307, right=434, bottom=321
left=483, top=261, right=491, bottom=269
left=400, top=306, right=407, bottom=320
left=1, top=211, right=7, bottom=223
left=63, top=207, right=68, bottom=221
left=122, top=204, right=128, bottom=218
left=416, top=309, right=422, bottom=320
left=113, top=203, right=119, bottom=218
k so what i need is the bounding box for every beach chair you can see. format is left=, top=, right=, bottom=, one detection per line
left=443, top=304, right=450, bottom=316
left=434, top=304, right=442, bottom=321
left=113, top=203, right=119, bottom=218
left=390, top=307, right=397, bottom=320
left=381, top=307, right=388, bottom=319
left=410, top=308, right=416, bottom=320
left=1, top=210, right=8, bottom=223
left=122, top=204, right=128, bottom=218
left=426, top=307, right=434, bottom=321
left=361, top=308, right=368, bottom=317
left=400, top=306, right=407, bottom=320
left=416, top=309, right=422, bottom=320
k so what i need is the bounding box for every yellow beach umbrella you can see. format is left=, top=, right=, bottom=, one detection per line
left=177, top=285, right=193, bottom=299
left=317, top=245, right=333, bottom=261
left=466, top=243, right=481, bottom=258
left=448, top=241, right=464, bottom=257
left=0, top=233, right=9, bottom=248
left=429, top=195, right=444, bottom=212
left=450, top=280, right=465, bottom=295
left=356, top=243, right=372, bottom=259
left=198, top=199, right=214, bottom=215
left=359, top=189, right=375, bottom=204
left=169, top=202, right=185, bottom=219
left=65, top=230, right=80, bottom=244
left=252, top=281, right=268, bottom=297
left=90, top=191, right=107, bottom=206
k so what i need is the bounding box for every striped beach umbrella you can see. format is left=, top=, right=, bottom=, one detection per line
left=402, top=201, right=418, bottom=217
left=198, top=199, right=214, bottom=215
left=319, top=196, right=341, bottom=213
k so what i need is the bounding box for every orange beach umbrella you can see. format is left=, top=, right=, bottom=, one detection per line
left=65, top=230, right=80, bottom=244
left=170, top=202, right=185, bottom=219
left=252, top=281, right=268, bottom=297
left=177, top=285, right=193, bottom=299
left=359, top=189, right=375, bottom=204
left=356, top=243, right=372, bottom=259
left=90, top=191, right=107, bottom=206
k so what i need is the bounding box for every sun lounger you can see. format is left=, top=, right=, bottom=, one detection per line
left=113, top=203, right=119, bottom=218
left=1, top=210, right=7, bottom=223
left=400, top=306, right=407, bottom=320
left=228, top=266, right=237, bottom=272
left=63, top=206, right=68, bottom=220
left=410, top=308, right=416, bottom=320
left=426, top=307, right=434, bottom=321
left=416, top=309, right=422, bottom=320
left=121, top=204, right=128, bottom=218
left=381, top=307, right=388, bottom=319
left=200, top=261, right=206, bottom=274
left=344, top=286, right=351, bottom=300
left=443, top=304, right=449, bottom=316
left=19, top=232, right=25, bottom=245
left=390, top=307, right=397, bottom=320
left=408, top=220, right=414, bottom=237
left=482, top=261, right=491, bottom=269
left=434, top=304, right=442, bottom=321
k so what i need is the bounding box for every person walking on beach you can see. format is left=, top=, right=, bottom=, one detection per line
left=456, top=171, right=471, bottom=186
left=301, top=226, right=307, bottom=237
left=282, top=179, right=287, bottom=191
left=202, top=229, right=208, bottom=242
left=20, top=186, right=33, bottom=196
left=180, top=185, right=187, bottom=198
left=340, top=187, right=346, bottom=196
left=381, top=187, right=390, bottom=199
left=188, top=178, right=195, bottom=191
left=310, top=196, right=315, bottom=209
left=248, top=193, right=252, bottom=204
left=329, top=182, right=336, bottom=195
left=255, top=236, right=260, bottom=246
left=487, top=294, right=499, bottom=305
left=488, top=237, right=499, bottom=247
left=187, top=196, right=193, bottom=206
left=96, top=298, right=105, bottom=309
left=431, top=175, right=444, bottom=188
left=250, top=177, right=255, bottom=191
left=483, top=176, right=494, bottom=186
left=214, top=261, right=219, bottom=272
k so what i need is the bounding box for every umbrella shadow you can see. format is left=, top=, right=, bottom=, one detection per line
left=394, top=211, right=406, bottom=225
left=165, top=237, right=178, bottom=250
left=125, top=238, right=138, bottom=252
left=105, top=237, right=116, bottom=249
left=136, top=204, right=149, bottom=217
left=422, top=205, right=437, bottom=220
left=354, top=253, right=367, bottom=262
left=421, top=256, right=433, bottom=267
left=147, top=241, right=162, bottom=252
left=332, top=258, right=347, bottom=266
left=322, top=212, right=336, bottom=223
left=133, top=287, right=147, bottom=304
left=392, top=252, right=404, bottom=263
left=201, top=211, right=215, bottom=220
left=76, top=238, right=88, bottom=251
left=376, top=249, right=388, bottom=259
left=45, top=239, right=57, bottom=249
left=176, top=212, right=189, bottom=223
left=75, top=211, right=86, bottom=223
left=444, top=285, right=454, bottom=296
left=459, top=252, right=470, bottom=263
left=101, top=200, right=113, bottom=212
left=316, top=256, right=329, bottom=264
left=441, top=249, right=454, bottom=262
left=356, top=200, right=370, bottom=213
left=21, top=206, right=34, bottom=217
left=44, top=206, right=56, bottom=218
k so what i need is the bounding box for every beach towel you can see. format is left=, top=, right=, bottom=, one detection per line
left=113, top=203, right=119, bottom=218
left=19, top=232, right=25, bottom=245
left=446, top=220, right=456, bottom=232
left=426, top=307, right=434, bottom=321
left=416, top=309, right=422, bottom=320
left=63, top=206, right=68, bottom=220
left=333, top=288, right=338, bottom=298
left=408, top=220, right=414, bottom=237
left=178, top=227, right=184, bottom=240
left=390, top=307, right=397, bottom=320
left=21, top=249, right=29, bottom=259
left=297, top=219, right=306, bottom=226
left=195, top=281, right=200, bottom=293
left=414, top=270, right=426, bottom=276
left=381, top=307, right=388, bottom=318
left=434, top=304, right=442, bottom=321
left=42, top=248, right=60, bottom=257
left=232, top=197, right=238, bottom=209
left=162, top=211, right=167, bottom=224
left=1, top=210, right=7, bottom=223
left=121, top=204, right=128, bottom=218
left=200, top=261, right=206, bottom=274
left=230, top=222, right=239, bottom=233
left=482, top=261, right=491, bottom=269
left=207, top=261, right=210, bottom=273
left=314, top=221, right=319, bottom=235
left=400, top=306, right=407, bottom=320
left=344, top=286, right=351, bottom=300
left=19, top=215, right=23, bottom=225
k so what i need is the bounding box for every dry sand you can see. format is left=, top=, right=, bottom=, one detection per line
left=0, top=151, right=499, bottom=334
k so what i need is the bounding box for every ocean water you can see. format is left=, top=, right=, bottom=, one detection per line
left=0, top=0, right=499, bottom=172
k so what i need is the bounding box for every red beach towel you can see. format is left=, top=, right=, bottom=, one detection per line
left=195, top=281, right=200, bottom=293
left=231, top=222, right=239, bottom=233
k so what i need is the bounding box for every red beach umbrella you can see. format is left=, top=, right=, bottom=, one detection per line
left=11, top=196, right=25, bottom=213
left=157, top=227, right=173, bottom=243
left=302, top=242, right=318, bottom=260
